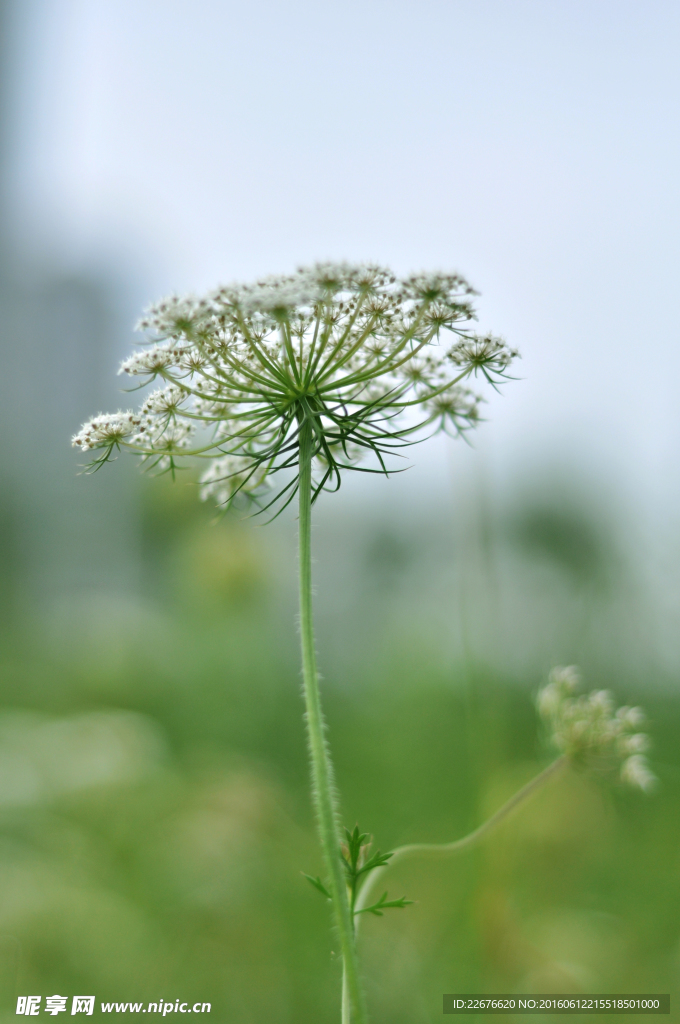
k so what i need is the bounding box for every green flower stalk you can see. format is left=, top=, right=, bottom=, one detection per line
left=350, top=669, right=656, bottom=921
left=73, top=262, right=519, bottom=1023
left=338, top=667, right=655, bottom=1022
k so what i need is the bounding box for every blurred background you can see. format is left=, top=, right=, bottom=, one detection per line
left=0, top=0, right=679, bottom=1020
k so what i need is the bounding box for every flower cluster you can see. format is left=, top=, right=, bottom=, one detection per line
left=74, top=411, right=142, bottom=451
left=537, top=666, right=656, bottom=792
left=72, top=263, right=518, bottom=509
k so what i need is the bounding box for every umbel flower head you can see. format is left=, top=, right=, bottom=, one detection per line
left=537, top=666, right=656, bottom=792
left=73, top=263, right=518, bottom=512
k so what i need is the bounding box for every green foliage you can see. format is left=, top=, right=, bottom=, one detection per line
left=342, top=824, right=393, bottom=883
left=1, top=481, right=676, bottom=1021
left=303, top=874, right=332, bottom=900
left=0, top=605, right=677, bottom=1021
left=355, top=892, right=414, bottom=917
left=340, top=825, right=410, bottom=922
left=305, top=826, right=413, bottom=923
left=508, top=497, right=620, bottom=590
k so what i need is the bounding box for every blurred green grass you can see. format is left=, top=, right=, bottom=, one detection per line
left=0, top=474, right=678, bottom=1023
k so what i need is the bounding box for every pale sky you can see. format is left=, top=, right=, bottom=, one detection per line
left=6, top=0, right=680, bottom=518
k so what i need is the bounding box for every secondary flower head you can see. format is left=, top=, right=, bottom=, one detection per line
left=537, top=666, right=656, bottom=792
left=73, top=263, right=518, bottom=509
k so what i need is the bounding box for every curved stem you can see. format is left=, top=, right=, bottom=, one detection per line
left=297, top=419, right=368, bottom=1024
left=355, top=755, right=567, bottom=921
left=341, top=757, right=567, bottom=1022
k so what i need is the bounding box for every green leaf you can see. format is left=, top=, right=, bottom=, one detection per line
left=302, top=873, right=332, bottom=900
left=343, top=825, right=369, bottom=874
left=356, top=892, right=415, bottom=917
left=356, top=849, right=393, bottom=878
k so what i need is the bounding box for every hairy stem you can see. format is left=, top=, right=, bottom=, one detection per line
left=297, top=419, right=367, bottom=1024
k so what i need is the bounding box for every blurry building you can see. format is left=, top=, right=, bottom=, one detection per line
left=0, top=0, right=138, bottom=613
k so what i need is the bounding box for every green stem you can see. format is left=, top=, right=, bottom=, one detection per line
left=297, top=419, right=367, bottom=1024
left=342, top=963, right=351, bottom=1024
left=355, top=755, right=567, bottom=922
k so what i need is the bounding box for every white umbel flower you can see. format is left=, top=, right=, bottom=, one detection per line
left=118, top=342, right=184, bottom=377
left=73, top=262, right=519, bottom=507
left=141, top=385, right=189, bottom=416
left=537, top=667, right=656, bottom=792
left=72, top=411, right=141, bottom=451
